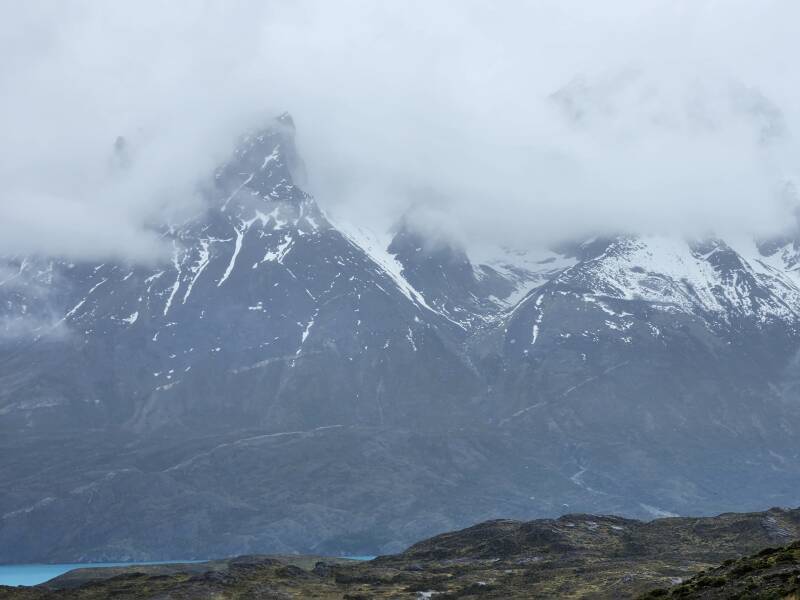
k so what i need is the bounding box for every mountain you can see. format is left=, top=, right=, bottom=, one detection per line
left=2, top=506, right=799, bottom=599
left=0, top=115, right=475, bottom=435
left=2, top=115, right=800, bottom=562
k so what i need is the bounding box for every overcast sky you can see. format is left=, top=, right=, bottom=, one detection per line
left=1, top=1, right=798, bottom=261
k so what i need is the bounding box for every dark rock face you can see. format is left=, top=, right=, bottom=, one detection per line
left=387, top=214, right=516, bottom=325
left=3, top=117, right=800, bottom=562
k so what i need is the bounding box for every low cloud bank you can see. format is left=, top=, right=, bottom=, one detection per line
left=1, top=1, right=798, bottom=260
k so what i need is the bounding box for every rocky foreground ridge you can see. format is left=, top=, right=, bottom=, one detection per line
left=2, top=506, right=799, bottom=599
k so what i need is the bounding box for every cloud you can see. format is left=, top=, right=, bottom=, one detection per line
left=1, top=1, right=799, bottom=261
left=0, top=1, right=274, bottom=262
left=0, top=313, right=69, bottom=343
left=0, top=263, right=70, bottom=341
left=270, top=1, right=800, bottom=247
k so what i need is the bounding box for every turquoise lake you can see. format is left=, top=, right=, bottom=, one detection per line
left=0, top=557, right=375, bottom=587
left=0, top=561, right=196, bottom=587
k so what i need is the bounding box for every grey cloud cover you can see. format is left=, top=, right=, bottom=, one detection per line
left=1, top=0, right=799, bottom=260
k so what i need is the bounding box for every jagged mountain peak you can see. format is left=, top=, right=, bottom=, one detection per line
left=215, top=117, right=308, bottom=210
left=0, top=116, right=480, bottom=437
left=275, top=110, right=295, bottom=130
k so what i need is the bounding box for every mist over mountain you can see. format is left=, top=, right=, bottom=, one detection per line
left=2, top=1, right=800, bottom=260
left=2, top=113, right=800, bottom=562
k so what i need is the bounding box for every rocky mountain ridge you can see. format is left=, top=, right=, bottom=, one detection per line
left=2, top=116, right=800, bottom=561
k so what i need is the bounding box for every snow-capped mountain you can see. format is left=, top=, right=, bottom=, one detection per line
left=0, top=115, right=476, bottom=436
left=384, top=214, right=574, bottom=327
left=2, top=116, right=800, bottom=562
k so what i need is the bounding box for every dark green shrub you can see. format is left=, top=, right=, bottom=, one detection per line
left=731, top=562, right=756, bottom=577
